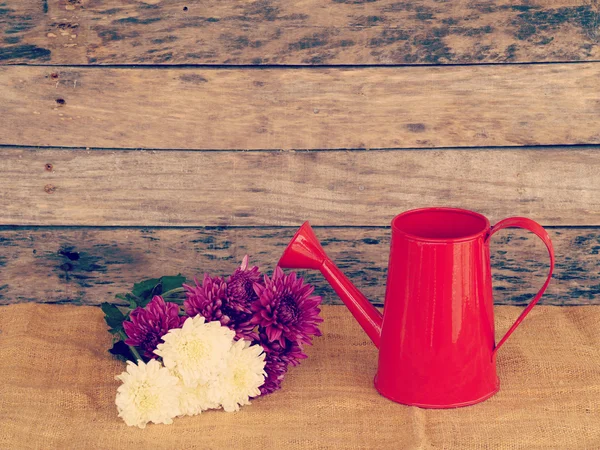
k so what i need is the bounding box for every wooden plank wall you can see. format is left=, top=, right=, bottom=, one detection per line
left=0, top=0, right=598, bottom=307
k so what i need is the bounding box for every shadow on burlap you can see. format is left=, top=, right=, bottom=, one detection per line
left=0, top=304, right=598, bottom=449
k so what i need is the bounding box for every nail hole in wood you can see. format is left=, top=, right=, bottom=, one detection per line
left=45, top=163, right=53, bottom=171
left=56, top=98, right=66, bottom=106
left=50, top=73, right=59, bottom=79
left=183, top=6, right=188, bottom=11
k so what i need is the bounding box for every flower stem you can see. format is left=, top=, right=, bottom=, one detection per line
left=161, top=287, right=185, bottom=297
left=118, top=330, right=143, bottom=362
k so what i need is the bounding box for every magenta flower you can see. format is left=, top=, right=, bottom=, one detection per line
left=260, top=353, right=288, bottom=395
left=184, top=274, right=227, bottom=323
left=256, top=330, right=308, bottom=395
left=226, top=255, right=262, bottom=314
left=123, top=295, right=186, bottom=359
left=251, top=267, right=323, bottom=346
left=258, top=331, right=307, bottom=367
left=184, top=270, right=257, bottom=340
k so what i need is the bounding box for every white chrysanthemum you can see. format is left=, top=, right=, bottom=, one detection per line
left=217, top=339, right=266, bottom=412
left=115, top=359, right=182, bottom=429
left=178, top=380, right=221, bottom=416
left=155, top=315, right=235, bottom=387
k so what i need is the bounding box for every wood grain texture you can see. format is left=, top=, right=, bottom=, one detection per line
left=1, top=0, right=599, bottom=65
left=2, top=64, right=600, bottom=150
left=0, top=226, right=596, bottom=306
left=1, top=147, right=599, bottom=226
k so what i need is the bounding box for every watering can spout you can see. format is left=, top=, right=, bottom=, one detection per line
left=278, top=222, right=383, bottom=348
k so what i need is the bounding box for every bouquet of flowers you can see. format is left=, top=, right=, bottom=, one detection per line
left=102, top=256, right=323, bottom=428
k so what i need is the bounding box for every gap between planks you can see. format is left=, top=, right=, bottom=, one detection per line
left=6, top=60, right=600, bottom=69
left=2, top=143, right=600, bottom=153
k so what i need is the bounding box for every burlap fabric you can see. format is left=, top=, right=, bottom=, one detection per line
left=0, top=303, right=598, bottom=449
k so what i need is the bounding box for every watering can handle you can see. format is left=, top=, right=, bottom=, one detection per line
left=488, top=217, right=555, bottom=359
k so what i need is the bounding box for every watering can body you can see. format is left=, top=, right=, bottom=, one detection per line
left=377, top=214, right=497, bottom=407
left=279, top=207, right=554, bottom=408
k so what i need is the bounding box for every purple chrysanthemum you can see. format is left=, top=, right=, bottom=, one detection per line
left=255, top=330, right=309, bottom=395
left=184, top=270, right=257, bottom=340
left=226, top=255, right=262, bottom=314
left=123, top=295, right=186, bottom=359
left=251, top=267, right=323, bottom=346
left=257, top=331, right=307, bottom=395
left=223, top=255, right=263, bottom=340
left=260, top=352, right=288, bottom=395
left=258, top=331, right=307, bottom=367
left=183, top=274, right=227, bottom=323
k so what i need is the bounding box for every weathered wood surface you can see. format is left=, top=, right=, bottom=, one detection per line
left=1, top=0, right=599, bottom=65
left=1, top=147, right=598, bottom=227
left=2, top=64, right=600, bottom=150
left=0, top=226, right=596, bottom=306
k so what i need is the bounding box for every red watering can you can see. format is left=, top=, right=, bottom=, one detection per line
left=278, top=207, right=554, bottom=408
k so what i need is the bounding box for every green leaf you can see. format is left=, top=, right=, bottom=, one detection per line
left=101, top=302, right=125, bottom=320
left=131, top=277, right=161, bottom=301
left=108, top=340, right=137, bottom=363
left=101, top=302, right=126, bottom=332
left=106, top=317, right=124, bottom=331
left=129, top=275, right=187, bottom=307
left=160, top=275, right=186, bottom=293
left=115, top=292, right=141, bottom=309
left=115, top=292, right=136, bottom=303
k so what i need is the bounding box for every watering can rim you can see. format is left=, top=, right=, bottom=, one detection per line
left=392, top=207, right=492, bottom=244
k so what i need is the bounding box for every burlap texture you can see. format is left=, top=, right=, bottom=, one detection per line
left=0, top=303, right=598, bottom=449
